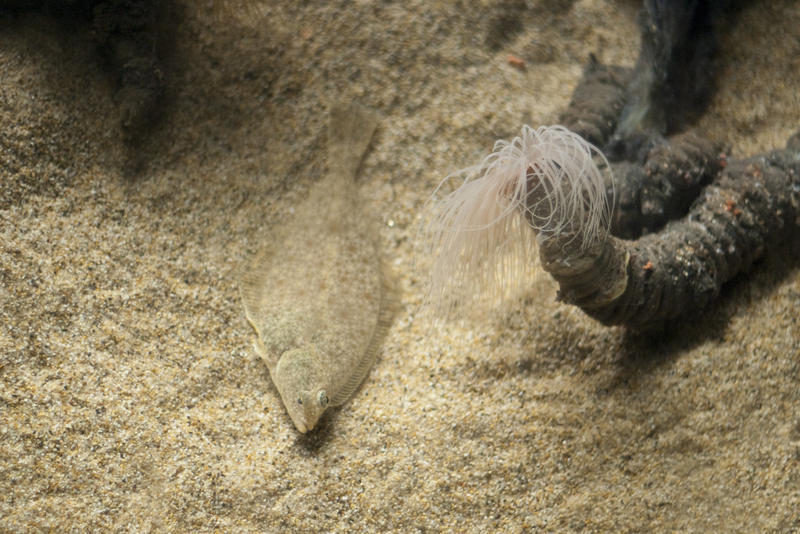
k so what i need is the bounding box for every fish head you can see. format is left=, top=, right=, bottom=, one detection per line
left=274, top=344, right=331, bottom=433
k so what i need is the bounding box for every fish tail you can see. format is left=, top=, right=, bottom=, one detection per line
left=327, top=102, right=380, bottom=180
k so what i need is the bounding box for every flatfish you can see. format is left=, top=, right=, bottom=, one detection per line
left=240, top=103, right=391, bottom=433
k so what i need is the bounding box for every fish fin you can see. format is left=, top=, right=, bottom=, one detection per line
left=237, top=245, right=280, bottom=368
left=327, top=101, right=380, bottom=180
left=329, top=261, right=399, bottom=406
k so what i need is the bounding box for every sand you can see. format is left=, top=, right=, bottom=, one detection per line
left=1, top=1, right=799, bottom=532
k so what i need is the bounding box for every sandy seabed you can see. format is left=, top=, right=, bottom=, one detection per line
left=1, top=1, right=799, bottom=532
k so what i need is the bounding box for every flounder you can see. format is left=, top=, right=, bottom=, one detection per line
left=240, top=102, right=392, bottom=433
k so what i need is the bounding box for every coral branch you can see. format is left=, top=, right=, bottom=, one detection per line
left=538, top=142, right=800, bottom=328
left=611, top=131, right=726, bottom=238
left=558, top=55, right=632, bottom=149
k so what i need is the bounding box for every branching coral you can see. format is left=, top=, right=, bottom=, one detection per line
left=2, top=0, right=167, bottom=142
left=425, top=0, right=798, bottom=330
left=426, top=125, right=799, bottom=329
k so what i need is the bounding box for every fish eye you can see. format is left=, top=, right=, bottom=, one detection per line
left=318, top=391, right=329, bottom=407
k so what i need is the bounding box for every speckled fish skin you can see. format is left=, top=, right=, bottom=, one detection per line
left=240, top=102, right=388, bottom=433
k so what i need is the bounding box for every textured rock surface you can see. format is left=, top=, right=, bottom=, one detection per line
left=1, top=1, right=799, bottom=531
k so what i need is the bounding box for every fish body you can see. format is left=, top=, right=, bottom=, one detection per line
left=240, top=103, right=389, bottom=432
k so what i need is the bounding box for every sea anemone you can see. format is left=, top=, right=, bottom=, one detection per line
left=424, top=125, right=612, bottom=315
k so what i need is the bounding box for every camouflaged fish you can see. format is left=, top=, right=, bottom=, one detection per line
left=240, top=102, right=392, bottom=433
